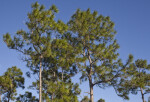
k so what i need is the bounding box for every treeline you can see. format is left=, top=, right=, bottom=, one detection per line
left=0, top=2, right=150, bottom=102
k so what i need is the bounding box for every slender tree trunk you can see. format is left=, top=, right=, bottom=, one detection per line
left=0, top=93, right=1, bottom=102
left=88, top=50, right=94, bottom=102
left=87, top=50, right=94, bottom=102
left=140, top=87, right=145, bottom=102
left=62, top=69, right=64, bottom=81
left=39, top=56, right=42, bottom=102
left=90, top=85, right=94, bottom=102
left=89, top=77, right=94, bottom=102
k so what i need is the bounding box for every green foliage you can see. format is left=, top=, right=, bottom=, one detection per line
left=3, top=2, right=149, bottom=102
left=68, top=8, right=120, bottom=86
left=29, top=67, right=80, bottom=102
left=3, top=2, right=68, bottom=101
left=30, top=78, right=80, bottom=102
left=115, top=59, right=150, bottom=100
left=49, top=38, right=78, bottom=81
left=50, top=81, right=80, bottom=102
left=66, top=8, right=136, bottom=102
left=0, top=76, right=12, bottom=97
left=0, top=66, right=24, bottom=102
left=81, top=96, right=90, bottom=102
left=66, top=8, right=135, bottom=102
left=16, top=91, right=38, bottom=102
left=97, top=98, right=105, bottom=102
left=3, top=2, right=68, bottom=74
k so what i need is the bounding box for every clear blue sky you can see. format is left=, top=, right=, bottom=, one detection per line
left=0, top=0, right=150, bottom=102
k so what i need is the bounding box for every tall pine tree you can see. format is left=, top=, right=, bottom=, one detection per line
left=0, top=66, right=24, bottom=102
left=67, top=8, right=133, bottom=102
left=16, top=91, right=39, bottom=102
left=115, top=59, right=150, bottom=102
left=3, top=2, right=67, bottom=102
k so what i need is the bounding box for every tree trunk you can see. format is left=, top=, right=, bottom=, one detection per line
left=0, top=94, right=1, bottom=102
left=140, top=87, right=145, bottom=102
left=39, top=56, right=42, bottom=102
left=89, top=80, right=94, bottom=102
left=89, top=74, right=94, bottom=102
left=62, top=69, right=64, bottom=81
left=88, top=50, right=94, bottom=102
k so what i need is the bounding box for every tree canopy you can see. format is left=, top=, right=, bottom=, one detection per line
left=66, top=8, right=134, bottom=102
left=115, top=59, right=150, bottom=102
left=0, top=66, right=24, bottom=102
left=2, top=1, right=150, bottom=102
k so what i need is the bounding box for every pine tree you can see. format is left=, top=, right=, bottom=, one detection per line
left=3, top=2, right=67, bottom=102
left=116, top=59, right=150, bottom=102
left=29, top=78, right=80, bottom=102
left=29, top=68, right=80, bottom=102
left=37, top=33, right=80, bottom=101
left=0, top=66, right=24, bottom=102
left=97, top=98, right=105, bottom=102
left=67, top=8, right=133, bottom=102
left=16, top=91, right=39, bottom=102
left=0, top=76, right=12, bottom=102
left=50, top=38, right=78, bottom=81
left=81, top=96, right=90, bottom=102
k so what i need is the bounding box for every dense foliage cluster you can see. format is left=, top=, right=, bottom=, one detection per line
left=1, top=2, right=149, bottom=102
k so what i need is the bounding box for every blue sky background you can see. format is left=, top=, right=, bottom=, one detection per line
left=0, top=0, right=150, bottom=102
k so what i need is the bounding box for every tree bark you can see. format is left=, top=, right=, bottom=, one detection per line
left=140, top=87, right=145, bottom=102
left=39, top=56, right=42, bottom=102
left=62, top=69, right=64, bottom=81
left=87, top=50, right=94, bottom=102
left=89, top=78, right=94, bottom=102
left=0, top=94, right=1, bottom=102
